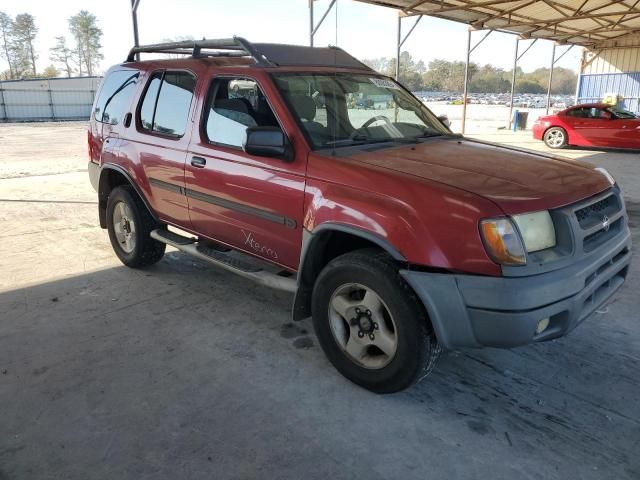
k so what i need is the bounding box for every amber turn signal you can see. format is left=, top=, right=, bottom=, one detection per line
left=480, top=218, right=527, bottom=266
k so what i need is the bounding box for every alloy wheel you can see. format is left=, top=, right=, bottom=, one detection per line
left=112, top=201, right=137, bottom=253
left=328, top=283, right=398, bottom=369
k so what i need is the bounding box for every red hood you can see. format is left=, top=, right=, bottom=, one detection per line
left=350, top=138, right=611, bottom=214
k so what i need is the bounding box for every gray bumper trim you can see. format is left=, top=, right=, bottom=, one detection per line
left=401, top=228, right=632, bottom=349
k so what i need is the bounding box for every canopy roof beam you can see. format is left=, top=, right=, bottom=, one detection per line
left=356, top=0, right=640, bottom=48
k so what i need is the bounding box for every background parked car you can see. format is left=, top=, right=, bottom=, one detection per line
left=533, top=103, right=640, bottom=149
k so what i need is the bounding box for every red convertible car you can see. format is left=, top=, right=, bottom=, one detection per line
left=533, top=103, right=640, bottom=150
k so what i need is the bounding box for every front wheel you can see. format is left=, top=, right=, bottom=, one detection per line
left=544, top=127, right=568, bottom=149
left=311, top=249, right=441, bottom=393
left=106, top=186, right=166, bottom=268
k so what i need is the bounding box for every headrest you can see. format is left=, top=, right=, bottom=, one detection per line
left=289, top=95, right=316, bottom=121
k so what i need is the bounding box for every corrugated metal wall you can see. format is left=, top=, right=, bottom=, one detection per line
left=578, top=72, right=640, bottom=113
left=0, top=77, right=102, bottom=122
left=578, top=36, right=640, bottom=112
left=583, top=48, right=640, bottom=75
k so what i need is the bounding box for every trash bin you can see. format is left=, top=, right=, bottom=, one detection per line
left=513, top=111, right=529, bottom=131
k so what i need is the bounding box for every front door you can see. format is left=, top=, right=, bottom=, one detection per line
left=185, top=75, right=306, bottom=270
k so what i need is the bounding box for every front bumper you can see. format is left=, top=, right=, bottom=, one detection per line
left=401, top=228, right=632, bottom=349
left=532, top=123, right=545, bottom=140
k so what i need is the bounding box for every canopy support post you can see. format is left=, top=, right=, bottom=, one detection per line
left=461, top=29, right=472, bottom=135
left=546, top=43, right=556, bottom=114
left=131, top=0, right=141, bottom=61
left=461, top=29, right=492, bottom=135
left=309, top=0, right=337, bottom=47
left=508, top=38, right=519, bottom=128
left=395, top=14, right=423, bottom=81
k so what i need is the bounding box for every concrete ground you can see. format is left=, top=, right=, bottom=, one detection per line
left=0, top=122, right=638, bottom=480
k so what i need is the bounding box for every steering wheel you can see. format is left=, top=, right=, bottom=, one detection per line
left=350, top=115, right=393, bottom=140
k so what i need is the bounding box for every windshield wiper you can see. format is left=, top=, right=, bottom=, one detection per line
left=324, top=136, right=400, bottom=147
left=412, top=132, right=460, bottom=140
left=323, top=132, right=457, bottom=148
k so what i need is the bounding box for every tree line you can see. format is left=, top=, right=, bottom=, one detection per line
left=364, top=51, right=577, bottom=94
left=0, top=9, right=103, bottom=80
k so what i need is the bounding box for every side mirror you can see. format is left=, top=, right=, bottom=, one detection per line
left=243, top=126, right=294, bottom=162
left=438, top=114, right=452, bottom=127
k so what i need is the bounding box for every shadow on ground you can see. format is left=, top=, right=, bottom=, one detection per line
left=1, top=247, right=638, bottom=480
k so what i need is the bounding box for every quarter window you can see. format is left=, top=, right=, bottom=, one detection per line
left=203, top=77, right=279, bottom=147
left=138, top=71, right=196, bottom=137
left=94, top=70, right=139, bottom=125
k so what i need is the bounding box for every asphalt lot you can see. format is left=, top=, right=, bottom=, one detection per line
left=0, top=122, right=638, bottom=480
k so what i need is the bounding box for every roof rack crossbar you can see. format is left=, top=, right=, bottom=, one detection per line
left=126, top=36, right=275, bottom=65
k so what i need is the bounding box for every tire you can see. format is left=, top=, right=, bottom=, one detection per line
left=106, top=185, right=166, bottom=268
left=543, top=127, right=568, bottom=149
left=311, top=248, right=441, bottom=393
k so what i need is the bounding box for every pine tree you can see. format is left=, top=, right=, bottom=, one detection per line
left=50, top=36, right=74, bottom=77
left=12, top=13, right=38, bottom=77
left=0, top=11, right=15, bottom=79
left=68, top=10, right=103, bottom=76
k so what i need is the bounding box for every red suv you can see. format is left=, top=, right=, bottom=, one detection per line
left=88, top=38, right=632, bottom=393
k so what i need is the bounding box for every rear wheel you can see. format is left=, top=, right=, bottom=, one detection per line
left=544, top=127, right=568, bottom=149
left=311, top=249, right=440, bottom=393
left=106, top=186, right=166, bottom=268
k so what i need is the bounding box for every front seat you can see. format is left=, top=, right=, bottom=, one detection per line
left=289, top=95, right=328, bottom=144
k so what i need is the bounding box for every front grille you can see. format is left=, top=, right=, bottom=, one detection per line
left=583, top=218, right=622, bottom=252
left=575, top=194, right=619, bottom=227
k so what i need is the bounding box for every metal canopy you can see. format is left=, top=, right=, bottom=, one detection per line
left=356, top=0, right=640, bottom=48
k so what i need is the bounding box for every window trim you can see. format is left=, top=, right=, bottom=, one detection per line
left=94, top=70, right=140, bottom=125
left=135, top=68, right=197, bottom=140
left=199, top=74, right=287, bottom=152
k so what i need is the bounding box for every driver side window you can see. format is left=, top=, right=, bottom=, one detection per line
left=204, top=77, right=279, bottom=148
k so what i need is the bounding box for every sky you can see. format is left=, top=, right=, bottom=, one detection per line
left=0, top=0, right=582, bottom=76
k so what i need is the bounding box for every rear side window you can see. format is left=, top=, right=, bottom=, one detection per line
left=139, top=74, right=162, bottom=130
left=94, top=70, right=139, bottom=125
left=138, top=71, right=197, bottom=137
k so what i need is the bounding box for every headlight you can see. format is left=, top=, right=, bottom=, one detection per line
left=480, top=211, right=556, bottom=266
left=480, top=218, right=526, bottom=265
left=595, top=167, right=615, bottom=185
left=512, top=210, right=556, bottom=253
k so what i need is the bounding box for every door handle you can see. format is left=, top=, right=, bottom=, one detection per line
left=191, top=156, right=206, bottom=168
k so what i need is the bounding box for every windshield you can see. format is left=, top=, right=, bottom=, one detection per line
left=607, top=106, right=638, bottom=119
left=273, top=73, right=452, bottom=149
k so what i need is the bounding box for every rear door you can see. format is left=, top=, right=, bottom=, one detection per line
left=185, top=73, right=306, bottom=270
left=123, top=70, right=197, bottom=228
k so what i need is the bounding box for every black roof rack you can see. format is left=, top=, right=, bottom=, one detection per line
left=126, top=36, right=273, bottom=64
left=126, top=36, right=374, bottom=72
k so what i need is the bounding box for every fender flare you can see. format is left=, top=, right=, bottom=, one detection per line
left=97, top=163, right=159, bottom=228
left=292, top=223, right=406, bottom=321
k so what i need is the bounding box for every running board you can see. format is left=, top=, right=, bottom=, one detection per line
left=150, top=229, right=297, bottom=293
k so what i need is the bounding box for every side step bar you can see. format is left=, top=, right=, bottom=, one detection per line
left=150, top=229, right=297, bottom=293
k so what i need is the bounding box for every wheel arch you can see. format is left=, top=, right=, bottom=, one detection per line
left=98, top=164, right=158, bottom=229
left=292, top=224, right=406, bottom=321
